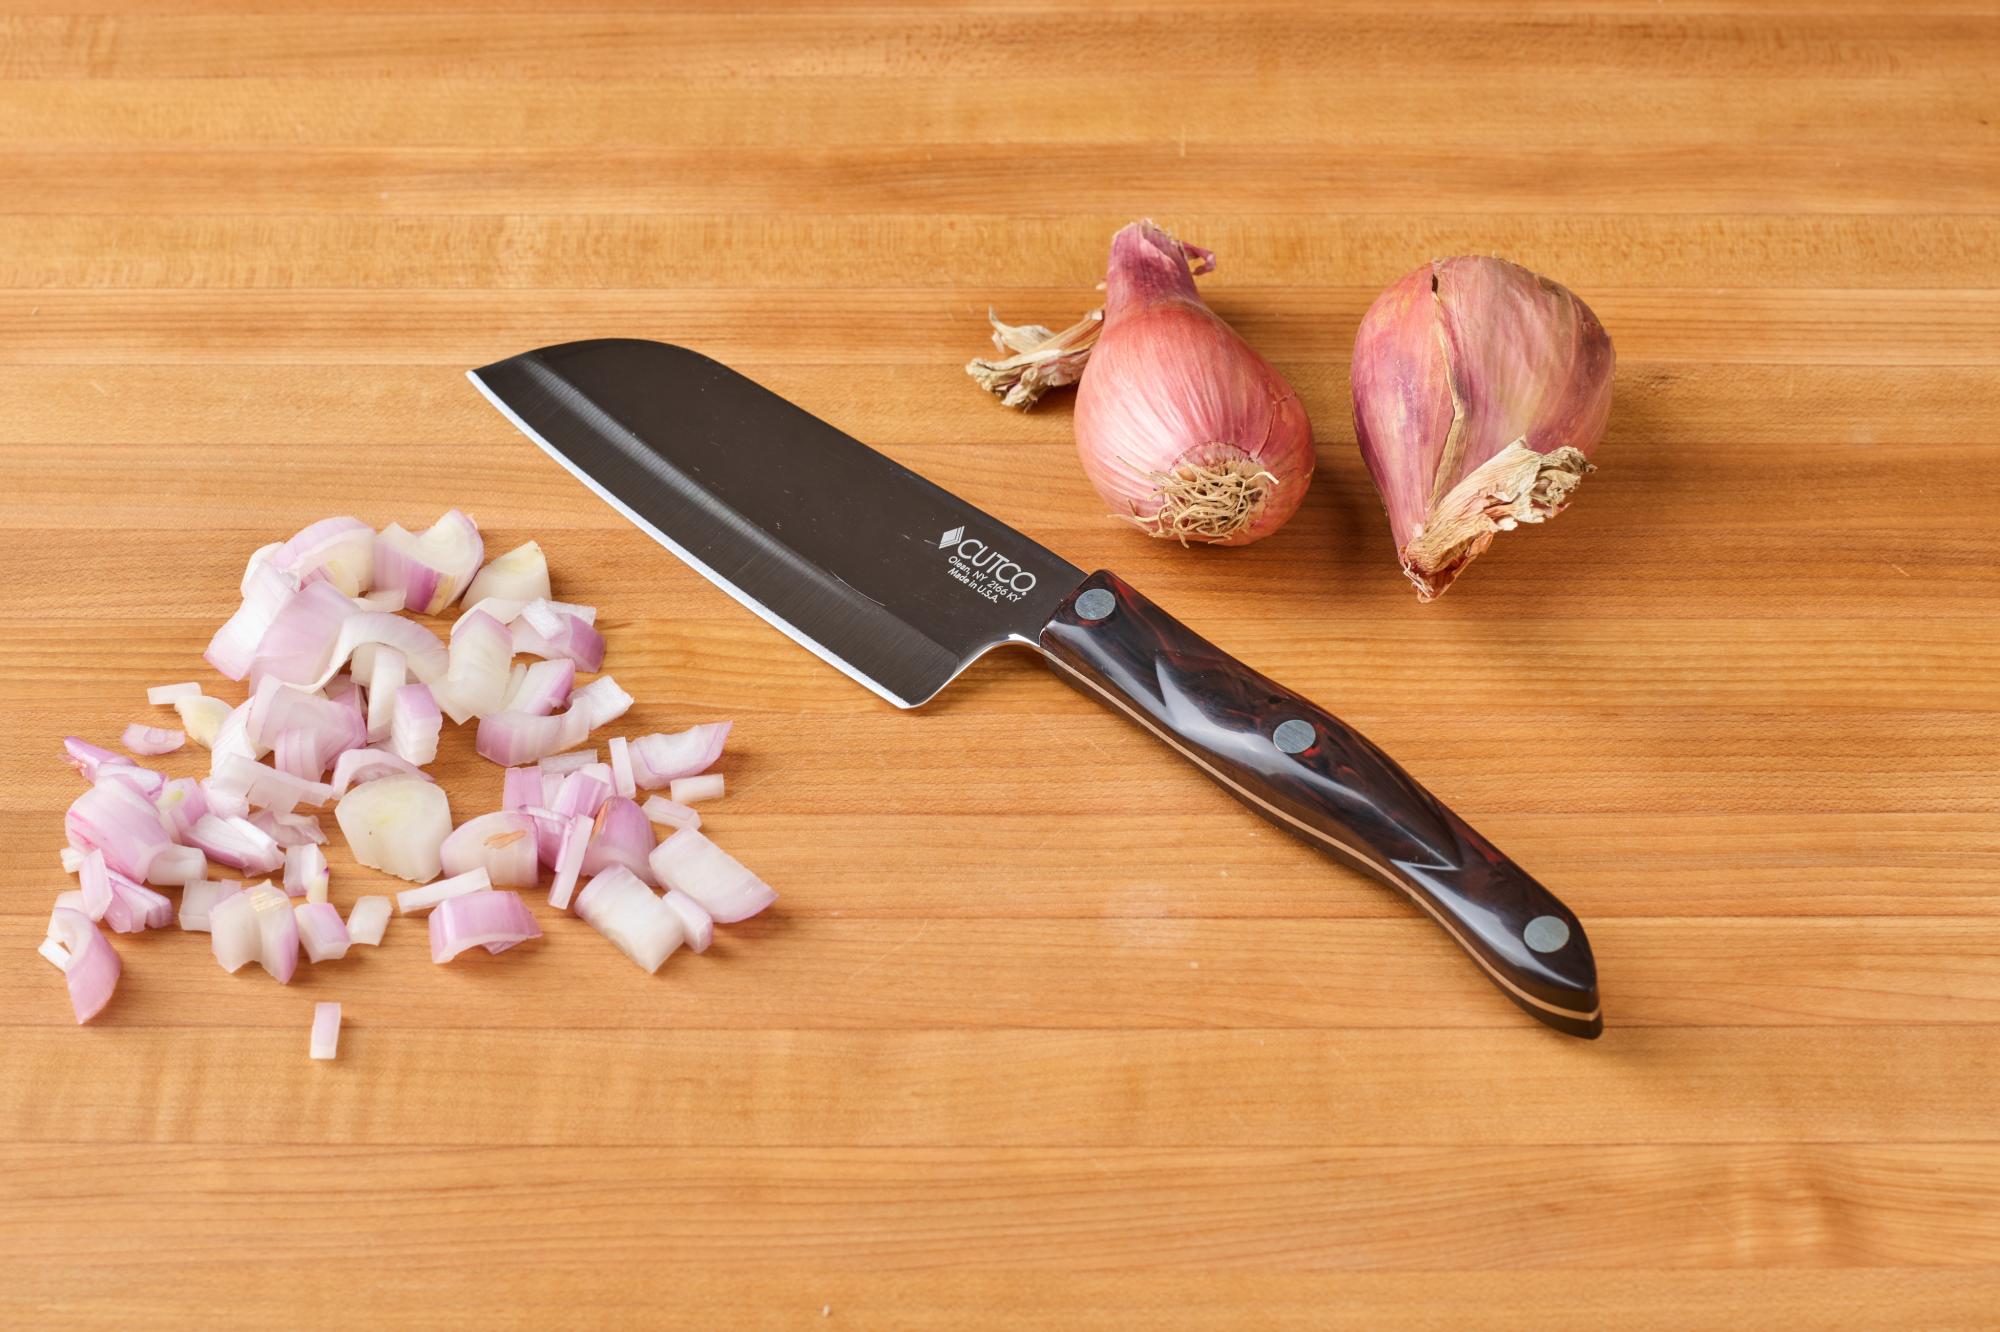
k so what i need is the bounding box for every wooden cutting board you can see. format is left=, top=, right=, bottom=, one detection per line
left=3, top=3, right=1996, bottom=1326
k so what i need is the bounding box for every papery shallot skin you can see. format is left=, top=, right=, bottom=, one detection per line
left=1075, top=222, right=1314, bottom=547
left=1351, top=256, right=1615, bottom=601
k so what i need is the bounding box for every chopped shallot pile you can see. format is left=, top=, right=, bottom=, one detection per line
left=41, top=512, right=774, bottom=1045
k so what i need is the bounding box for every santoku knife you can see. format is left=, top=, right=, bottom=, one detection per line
left=469, top=339, right=1602, bottom=1038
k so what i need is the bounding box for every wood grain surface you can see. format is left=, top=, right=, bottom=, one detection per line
left=3, top=1, right=1997, bottom=1326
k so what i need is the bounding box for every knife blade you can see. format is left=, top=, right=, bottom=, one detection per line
left=470, top=339, right=1603, bottom=1038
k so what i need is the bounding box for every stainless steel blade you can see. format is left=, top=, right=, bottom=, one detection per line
left=468, top=339, right=1086, bottom=707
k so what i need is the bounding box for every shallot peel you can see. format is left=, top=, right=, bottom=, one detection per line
left=1351, top=255, right=1616, bottom=601
left=1074, top=221, right=1314, bottom=546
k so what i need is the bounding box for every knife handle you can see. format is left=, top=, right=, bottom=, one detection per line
left=1037, top=570, right=1601, bottom=1038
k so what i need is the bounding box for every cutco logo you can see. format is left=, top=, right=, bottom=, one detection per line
left=937, top=526, right=1037, bottom=603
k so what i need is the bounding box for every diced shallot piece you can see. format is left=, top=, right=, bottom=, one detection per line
left=206, top=559, right=299, bottom=680
left=607, top=736, right=637, bottom=799
left=335, top=776, right=452, bottom=882
left=295, top=901, right=351, bottom=962
left=77, top=848, right=114, bottom=920
left=310, top=1002, right=342, bottom=1060
left=328, top=747, right=433, bottom=796
left=173, top=694, right=233, bottom=749
left=661, top=889, right=714, bottom=954
left=374, top=509, right=483, bottom=614
left=395, top=866, right=491, bottom=915
left=581, top=797, right=656, bottom=884
left=212, top=883, right=299, bottom=983
left=539, top=749, right=598, bottom=777
left=156, top=777, right=210, bottom=841
left=390, top=683, right=442, bottom=766
left=366, top=645, right=405, bottom=742
left=275, top=516, right=376, bottom=595
left=501, top=766, right=541, bottom=812
left=249, top=808, right=327, bottom=847
left=245, top=675, right=360, bottom=753
left=248, top=578, right=360, bottom=686
left=43, top=908, right=121, bottom=1023
left=627, top=722, right=731, bottom=789
left=463, top=541, right=551, bottom=606
left=511, top=602, right=605, bottom=672
left=439, top=811, right=540, bottom=888
left=66, top=777, right=174, bottom=882
left=429, top=889, right=542, bottom=963
left=346, top=895, right=393, bottom=947
left=209, top=889, right=256, bottom=971
left=185, top=814, right=286, bottom=875
left=304, top=612, right=448, bottom=694
left=62, top=737, right=129, bottom=783
left=121, top=724, right=184, bottom=756
left=567, top=676, right=632, bottom=730
left=209, top=753, right=335, bottom=814
left=548, top=814, right=592, bottom=910
left=103, top=875, right=174, bottom=933
left=442, top=609, right=513, bottom=722
left=147, top=682, right=201, bottom=706
left=285, top=843, right=330, bottom=902
left=146, top=845, right=207, bottom=888
left=475, top=708, right=591, bottom=767
left=502, top=658, right=573, bottom=716
left=641, top=796, right=702, bottom=832
left=179, top=879, right=244, bottom=933
left=648, top=827, right=776, bottom=924
left=670, top=773, right=724, bottom=805
left=574, top=866, right=683, bottom=973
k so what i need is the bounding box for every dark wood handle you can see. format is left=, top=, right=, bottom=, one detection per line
left=1039, top=570, right=1602, bottom=1038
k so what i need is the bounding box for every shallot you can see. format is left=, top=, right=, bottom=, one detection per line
left=971, top=221, right=1313, bottom=546
left=641, top=796, right=701, bottom=832
left=373, top=510, right=483, bottom=614
left=627, top=722, right=730, bottom=789
left=173, top=693, right=233, bottom=747
left=661, top=889, right=714, bottom=954
left=438, top=811, right=537, bottom=888
left=335, top=776, right=451, bottom=882
left=429, top=890, right=541, bottom=962
left=670, top=774, right=724, bottom=805
left=346, top=896, right=393, bottom=947
left=648, top=828, right=776, bottom=924
left=310, top=1002, right=342, bottom=1060
left=39, top=509, right=786, bottom=1037
left=42, top=908, right=121, bottom=1023
left=464, top=541, right=551, bottom=606
left=274, top=516, right=375, bottom=596
left=285, top=843, right=330, bottom=902
left=573, top=867, right=682, bottom=973
left=179, top=880, right=243, bottom=933
left=395, top=866, right=492, bottom=914
left=548, top=814, right=592, bottom=910
left=1350, top=255, right=1615, bottom=601
left=296, top=901, right=352, bottom=962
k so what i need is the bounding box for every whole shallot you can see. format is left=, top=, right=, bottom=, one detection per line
left=1351, top=256, right=1615, bottom=601
left=970, top=221, right=1315, bottom=547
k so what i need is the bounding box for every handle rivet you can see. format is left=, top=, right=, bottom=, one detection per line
left=1074, top=588, right=1116, bottom=622
left=1523, top=915, right=1570, bottom=953
left=1273, top=719, right=1316, bottom=754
